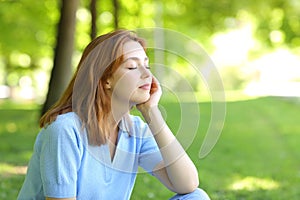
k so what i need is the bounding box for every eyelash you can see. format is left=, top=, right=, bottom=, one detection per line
left=128, top=67, right=137, bottom=70
left=128, top=65, right=151, bottom=70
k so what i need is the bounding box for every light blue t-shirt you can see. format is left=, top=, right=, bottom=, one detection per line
left=18, top=112, right=163, bottom=200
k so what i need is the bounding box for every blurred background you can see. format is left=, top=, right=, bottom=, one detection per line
left=0, top=0, right=299, bottom=199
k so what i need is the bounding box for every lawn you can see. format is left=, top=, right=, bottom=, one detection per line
left=0, top=97, right=299, bottom=199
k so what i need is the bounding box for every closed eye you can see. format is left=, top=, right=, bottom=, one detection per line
left=127, top=63, right=137, bottom=70
left=127, top=64, right=150, bottom=70
left=138, top=63, right=151, bottom=69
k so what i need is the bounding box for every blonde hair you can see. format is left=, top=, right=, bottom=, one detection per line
left=40, top=29, right=146, bottom=145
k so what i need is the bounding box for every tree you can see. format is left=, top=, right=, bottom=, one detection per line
left=90, top=0, right=97, bottom=39
left=41, top=0, right=79, bottom=115
left=112, top=0, right=119, bottom=29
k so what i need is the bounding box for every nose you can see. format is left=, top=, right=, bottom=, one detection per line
left=140, top=66, right=151, bottom=79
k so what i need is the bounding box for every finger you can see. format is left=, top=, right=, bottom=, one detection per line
left=152, top=75, right=160, bottom=85
left=151, top=76, right=161, bottom=89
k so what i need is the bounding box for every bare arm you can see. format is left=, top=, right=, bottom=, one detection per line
left=137, top=76, right=199, bottom=194
left=142, top=107, right=199, bottom=194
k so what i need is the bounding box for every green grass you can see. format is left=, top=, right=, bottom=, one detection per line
left=0, top=101, right=39, bottom=199
left=0, top=97, right=299, bottom=199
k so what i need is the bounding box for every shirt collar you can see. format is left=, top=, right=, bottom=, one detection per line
left=118, top=114, right=133, bottom=136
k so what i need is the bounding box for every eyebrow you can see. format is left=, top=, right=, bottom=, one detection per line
left=123, top=56, right=149, bottom=63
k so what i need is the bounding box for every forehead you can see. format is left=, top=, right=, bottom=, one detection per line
left=122, top=41, right=147, bottom=60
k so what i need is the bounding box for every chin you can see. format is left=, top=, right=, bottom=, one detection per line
left=133, top=95, right=150, bottom=104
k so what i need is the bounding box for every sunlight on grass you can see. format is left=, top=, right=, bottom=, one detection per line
left=161, top=90, right=259, bottom=103
left=223, top=90, right=261, bottom=102
left=0, top=100, right=40, bottom=110
left=228, top=176, right=280, bottom=191
left=5, top=122, right=17, bottom=133
left=0, top=163, right=27, bottom=177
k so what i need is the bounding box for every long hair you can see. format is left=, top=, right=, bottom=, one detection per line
left=40, top=29, right=146, bottom=146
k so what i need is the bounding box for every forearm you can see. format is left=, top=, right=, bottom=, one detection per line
left=141, top=106, right=199, bottom=193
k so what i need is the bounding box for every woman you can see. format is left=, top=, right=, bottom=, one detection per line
left=18, top=30, right=210, bottom=200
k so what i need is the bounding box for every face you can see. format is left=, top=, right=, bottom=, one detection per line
left=108, top=40, right=152, bottom=107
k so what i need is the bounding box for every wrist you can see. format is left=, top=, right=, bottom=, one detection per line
left=141, top=106, right=166, bottom=135
left=140, top=105, right=160, bottom=121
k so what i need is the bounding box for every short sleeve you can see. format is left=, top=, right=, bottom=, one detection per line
left=138, top=122, right=163, bottom=174
left=39, top=115, right=82, bottom=198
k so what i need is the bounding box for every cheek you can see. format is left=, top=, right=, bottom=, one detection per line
left=111, top=74, right=138, bottom=98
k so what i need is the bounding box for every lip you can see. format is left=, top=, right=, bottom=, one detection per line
left=139, top=83, right=151, bottom=90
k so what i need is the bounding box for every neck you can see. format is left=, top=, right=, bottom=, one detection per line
left=108, top=94, right=134, bottom=137
left=107, top=109, right=130, bottom=136
left=110, top=98, right=132, bottom=123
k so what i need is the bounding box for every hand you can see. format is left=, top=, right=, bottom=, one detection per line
left=136, top=76, right=162, bottom=113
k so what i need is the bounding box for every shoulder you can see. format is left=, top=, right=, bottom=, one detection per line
left=51, top=112, right=81, bottom=127
left=39, top=112, right=84, bottom=145
left=33, top=112, right=85, bottom=156
left=43, top=112, right=82, bottom=133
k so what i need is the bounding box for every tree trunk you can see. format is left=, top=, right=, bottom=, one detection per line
left=112, top=0, right=119, bottom=29
left=90, top=0, right=97, bottom=40
left=41, top=0, right=79, bottom=115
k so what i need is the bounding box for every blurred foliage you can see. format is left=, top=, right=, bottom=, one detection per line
left=0, top=1, right=58, bottom=55
left=0, top=0, right=299, bottom=99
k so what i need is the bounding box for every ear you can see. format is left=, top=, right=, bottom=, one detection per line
left=105, top=79, right=111, bottom=89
